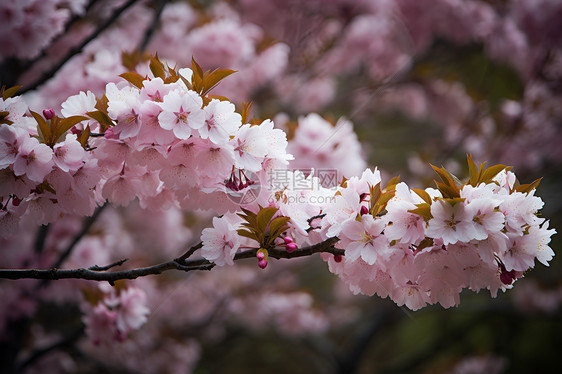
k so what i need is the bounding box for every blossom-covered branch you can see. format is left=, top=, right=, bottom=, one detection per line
left=0, top=238, right=342, bottom=282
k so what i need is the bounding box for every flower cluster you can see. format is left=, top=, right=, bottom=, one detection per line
left=320, top=166, right=555, bottom=310
left=200, top=158, right=555, bottom=310
left=0, top=0, right=82, bottom=61
left=0, top=57, right=294, bottom=237
left=83, top=285, right=150, bottom=346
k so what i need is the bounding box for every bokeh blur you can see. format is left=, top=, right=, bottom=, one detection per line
left=1, top=0, right=561, bottom=373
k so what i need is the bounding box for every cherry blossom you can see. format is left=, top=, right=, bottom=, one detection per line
left=12, top=136, right=53, bottom=182
left=337, top=214, right=390, bottom=266
left=426, top=199, right=476, bottom=245
left=158, top=89, right=205, bottom=139
left=201, top=214, right=242, bottom=266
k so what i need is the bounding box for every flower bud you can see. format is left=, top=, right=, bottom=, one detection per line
left=360, top=205, right=369, bottom=215
left=258, top=259, right=268, bottom=269
left=334, top=254, right=343, bottom=263
left=43, top=108, right=55, bottom=120
left=283, top=236, right=293, bottom=244
left=285, top=242, right=297, bottom=253
left=256, top=251, right=265, bottom=260
left=11, top=197, right=21, bottom=206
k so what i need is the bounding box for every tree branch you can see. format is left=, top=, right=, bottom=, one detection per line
left=50, top=203, right=108, bottom=270
left=0, top=237, right=342, bottom=283
left=33, top=225, right=50, bottom=254
left=88, top=258, right=128, bottom=272
left=19, top=0, right=140, bottom=94
left=137, top=0, right=169, bottom=52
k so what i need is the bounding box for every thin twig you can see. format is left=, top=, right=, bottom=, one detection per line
left=175, top=242, right=203, bottom=263
left=33, top=225, right=50, bottom=254
left=18, top=0, right=102, bottom=75
left=88, top=258, right=128, bottom=272
left=138, top=0, right=169, bottom=52
left=20, top=0, right=140, bottom=94
left=50, top=203, right=108, bottom=270
left=0, top=237, right=342, bottom=283
left=17, top=326, right=85, bottom=370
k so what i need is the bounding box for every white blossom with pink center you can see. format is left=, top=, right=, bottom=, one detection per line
left=337, top=214, right=390, bottom=266
left=158, top=89, right=205, bottom=140
left=426, top=199, right=476, bottom=245
left=201, top=213, right=242, bottom=266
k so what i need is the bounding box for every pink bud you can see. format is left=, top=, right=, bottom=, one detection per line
left=256, top=251, right=265, bottom=260
left=283, top=236, right=293, bottom=244
left=11, top=197, right=21, bottom=206
left=334, top=254, right=343, bottom=263
left=43, top=108, right=55, bottom=120
left=360, top=206, right=369, bottom=215
left=285, top=242, right=297, bottom=253
left=258, top=259, right=268, bottom=269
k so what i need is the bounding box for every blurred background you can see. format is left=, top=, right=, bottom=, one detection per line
left=1, top=0, right=561, bottom=372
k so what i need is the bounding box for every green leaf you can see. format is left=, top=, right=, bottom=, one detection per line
left=95, top=95, right=109, bottom=113
left=257, top=207, right=278, bottom=233
left=207, top=95, right=230, bottom=102
left=408, top=204, right=433, bottom=222
left=240, top=102, right=252, bottom=124
left=79, top=125, right=91, bottom=149
left=266, top=216, right=290, bottom=247
left=87, top=110, right=114, bottom=130
left=412, top=188, right=432, bottom=204
left=480, top=164, right=507, bottom=184
left=149, top=54, right=166, bottom=79
left=2, top=85, right=21, bottom=100
left=179, top=71, right=192, bottom=90
left=56, top=116, right=88, bottom=141
left=201, top=69, right=236, bottom=96
left=430, top=164, right=460, bottom=198
left=0, top=111, right=13, bottom=125
left=30, top=111, right=51, bottom=143
left=369, top=182, right=382, bottom=215
left=467, top=154, right=479, bottom=186
left=442, top=197, right=465, bottom=206
left=386, top=175, right=400, bottom=190
left=515, top=177, right=542, bottom=194
left=119, top=72, right=145, bottom=89
left=237, top=229, right=259, bottom=243
left=435, top=181, right=459, bottom=199
left=191, top=57, right=204, bottom=93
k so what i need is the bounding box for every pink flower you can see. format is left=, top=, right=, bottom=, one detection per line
left=83, top=303, right=118, bottom=346
left=61, top=91, right=97, bottom=117
left=338, top=214, right=389, bottom=266
left=465, top=198, right=505, bottom=240
left=106, top=83, right=142, bottom=139
left=230, top=123, right=269, bottom=172
left=13, top=137, right=53, bottom=182
left=101, top=167, right=142, bottom=206
left=196, top=141, right=235, bottom=189
left=158, top=89, right=204, bottom=139
left=199, top=99, right=241, bottom=144
left=53, top=134, right=85, bottom=172
left=113, top=287, right=150, bottom=333
left=200, top=214, right=241, bottom=266
left=384, top=200, right=426, bottom=245
left=0, top=124, right=27, bottom=169
left=426, top=199, right=475, bottom=245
